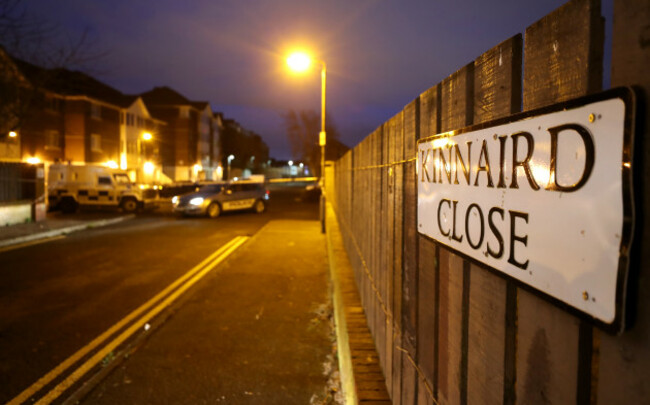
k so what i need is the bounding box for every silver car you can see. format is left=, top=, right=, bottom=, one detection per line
left=172, top=181, right=269, bottom=218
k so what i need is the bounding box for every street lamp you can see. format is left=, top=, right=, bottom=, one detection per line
left=287, top=51, right=327, bottom=233
left=227, top=154, right=235, bottom=180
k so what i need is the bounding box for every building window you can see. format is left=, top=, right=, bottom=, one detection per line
left=91, top=134, right=102, bottom=152
left=46, top=97, right=62, bottom=113
left=179, top=107, right=190, bottom=118
left=44, top=130, right=60, bottom=150
left=91, top=103, right=101, bottom=119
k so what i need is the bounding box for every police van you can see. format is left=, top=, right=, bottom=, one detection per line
left=48, top=163, right=154, bottom=213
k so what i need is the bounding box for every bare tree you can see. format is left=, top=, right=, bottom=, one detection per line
left=283, top=109, right=340, bottom=158
left=0, top=0, right=98, bottom=136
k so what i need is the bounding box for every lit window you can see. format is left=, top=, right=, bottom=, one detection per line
left=179, top=107, right=190, bottom=118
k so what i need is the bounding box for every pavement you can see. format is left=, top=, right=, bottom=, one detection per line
left=0, top=211, right=135, bottom=250
left=1, top=207, right=388, bottom=404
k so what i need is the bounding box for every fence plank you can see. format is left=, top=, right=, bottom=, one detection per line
left=517, top=0, right=603, bottom=403
left=437, top=62, right=474, bottom=405
left=399, top=103, right=417, bottom=402
left=416, top=84, right=440, bottom=402
left=598, top=0, right=650, bottom=402
left=467, top=35, right=523, bottom=405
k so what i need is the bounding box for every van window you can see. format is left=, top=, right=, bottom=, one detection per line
left=98, top=176, right=112, bottom=185
left=113, top=174, right=131, bottom=185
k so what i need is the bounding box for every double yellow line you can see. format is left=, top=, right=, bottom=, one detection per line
left=9, top=236, right=249, bottom=405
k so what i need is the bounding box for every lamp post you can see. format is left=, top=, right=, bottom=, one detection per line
left=287, top=51, right=327, bottom=233
left=227, top=154, right=235, bottom=180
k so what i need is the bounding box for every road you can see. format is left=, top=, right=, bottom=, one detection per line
left=0, top=185, right=331, bottom=404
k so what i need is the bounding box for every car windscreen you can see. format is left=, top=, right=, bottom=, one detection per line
left=198, top=184, right=223, bottom=193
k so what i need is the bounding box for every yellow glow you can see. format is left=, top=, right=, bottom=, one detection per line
left=287, top=52, right=312, bottom=72
left=105, top=160, right=119, bottom=169
left=216, top=166, right=223, bottom=179
left=532, top=163, right=550, bottom=188
left=142, top=132, right=152, bottom=141
left=432, top=137, right=451, bottom=148
left=8, top=131, right=17, bottom=138
left=144, top=161, right=155, bottom=174
left=193, top=163, right=202, bottom=173
left=120, top=153, right=127, bottom=170
left=25, top=157, right=40, bottom=164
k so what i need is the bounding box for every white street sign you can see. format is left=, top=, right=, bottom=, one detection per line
left=417, top=89, right=635, bottom=330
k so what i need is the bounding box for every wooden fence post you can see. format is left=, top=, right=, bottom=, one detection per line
left=598, top=0, right=650, bottom=402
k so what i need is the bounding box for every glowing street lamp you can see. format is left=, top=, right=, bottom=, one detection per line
left=227, top=154, right=235, bottom=180
left=286, top=51, right=327, bottom=232
left=142, top=132, right=153, bottom=141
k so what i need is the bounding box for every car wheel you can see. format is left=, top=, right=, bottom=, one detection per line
left=207, top=202, right=221, bottom=218
left=253, top=199, right=266, bottom=214
left=120, top=198, right=138, bottom=213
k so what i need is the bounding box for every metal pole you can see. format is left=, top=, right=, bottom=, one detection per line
left=320, top=62, right=327, bottom=234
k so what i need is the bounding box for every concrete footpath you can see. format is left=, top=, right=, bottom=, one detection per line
left=78, top=219, right=342, bottom=405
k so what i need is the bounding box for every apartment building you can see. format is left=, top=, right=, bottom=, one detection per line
left=140, top=87, right=222, bottom=182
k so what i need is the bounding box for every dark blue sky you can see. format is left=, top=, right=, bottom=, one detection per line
left=21, top=0, right=613, bottom=160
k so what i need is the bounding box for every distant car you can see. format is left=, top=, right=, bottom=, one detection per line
left=172, top=180, right=269, bottom=218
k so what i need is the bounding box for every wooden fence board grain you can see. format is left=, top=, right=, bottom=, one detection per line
left=598, top=0, right=650, bottom=402
left=436, top=62, right=474, bottom=405
left=467, top=35, right=522, bottom=405
left=517, top=1, right=603, bottom=403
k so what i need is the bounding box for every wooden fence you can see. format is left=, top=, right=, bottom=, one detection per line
left=329, top=0, right=650, bottom=403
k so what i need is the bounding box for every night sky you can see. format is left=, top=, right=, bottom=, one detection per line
left=19, top=0, right=613, bottom=160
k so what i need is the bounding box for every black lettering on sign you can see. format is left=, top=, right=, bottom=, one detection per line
left=421, top=149, right=432, bottom=183
left=454, top=142, right=472, bottom=185
left=451, top=200, right=463, bottom=242
left=510, top=132, right=540, bottom=191
left=487, top=207, right=505, bottom=258
left=438, top=198, right=451, bottom=236
left=508, top=210, right=529, bottom=270
left=497, top=135, right=508, bottom=189
left=545, top=124, right=595, bottom=192
left=465, top=203, right=484, bottom=249
left=474, top=140, right=494, bottom=188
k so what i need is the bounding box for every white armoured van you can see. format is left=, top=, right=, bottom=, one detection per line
left=47, top=163, right=153, bottom=213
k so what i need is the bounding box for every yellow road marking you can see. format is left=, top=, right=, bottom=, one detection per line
left=0, top=236, right=66, bottom=253
left=8, top=236, right=248, bottom=405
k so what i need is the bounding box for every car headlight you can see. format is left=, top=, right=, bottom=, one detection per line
left=171, top=196, right=179, bottom=205
left=189, top=197, right=204, bottom=206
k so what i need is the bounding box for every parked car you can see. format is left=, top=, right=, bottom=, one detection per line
left=172, top=180, right=269, bottom=218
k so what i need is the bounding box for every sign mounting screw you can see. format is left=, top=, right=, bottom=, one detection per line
left=588, top=113, right=596, bottom=123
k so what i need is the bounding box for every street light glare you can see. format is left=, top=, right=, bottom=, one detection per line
left=287, top=52, right=311, bottom=72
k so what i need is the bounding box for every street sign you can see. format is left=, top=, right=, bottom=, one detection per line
left=417, top=88, right=637, bottom=332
